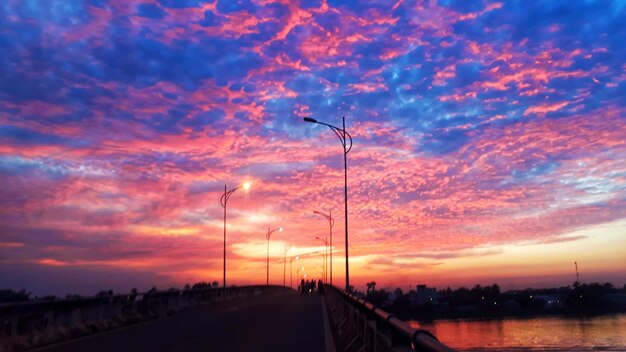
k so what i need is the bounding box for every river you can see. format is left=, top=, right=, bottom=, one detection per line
left=409, top=313, right=626, bottom=351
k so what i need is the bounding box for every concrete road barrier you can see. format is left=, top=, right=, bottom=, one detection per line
left=0, top=285, right=286, bottom=352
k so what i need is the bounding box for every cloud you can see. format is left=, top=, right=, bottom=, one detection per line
left=1, top=0, right=625, bottom=294
left=136, top=3, right=168, bottom=19
left=523, top=101, right=569, bottom=116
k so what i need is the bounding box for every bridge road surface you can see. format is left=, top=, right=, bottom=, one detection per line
left=32, top=289, right=328, bottom=352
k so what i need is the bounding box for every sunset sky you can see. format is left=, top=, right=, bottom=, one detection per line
left=1, top=0, right=625, bottom=296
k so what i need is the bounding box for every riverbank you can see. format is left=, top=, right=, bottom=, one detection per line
left=392, top=305, right=626, bottom=322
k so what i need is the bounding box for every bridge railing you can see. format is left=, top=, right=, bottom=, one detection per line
left=324, top=285, right=454, bottom=352
left=0, top=285, right=286, bottom=352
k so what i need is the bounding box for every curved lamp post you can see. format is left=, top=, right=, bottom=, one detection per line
left=266, top=226, right=283, bottom=286
left=315, top=236, right=328, bottom=284
left=283, top=246, right=295, bottom=286
left=299, top=267, right=306, bottom=281
left=313, top=210, right=334, bottom=285
left=303, top=117, right=353, bottom=291
left=220, top=182, right=250, bottom=288
left=289, top=255, right=299, bottom=289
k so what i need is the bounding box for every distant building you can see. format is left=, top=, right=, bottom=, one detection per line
left=410, top=284, right=439, bottom=305
left=534, top=294, right=565, bottom=309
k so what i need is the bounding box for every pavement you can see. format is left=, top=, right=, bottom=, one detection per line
left=32, top=289, right=330, bottom=352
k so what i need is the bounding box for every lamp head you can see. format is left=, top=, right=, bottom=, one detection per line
left=303, top=117, right=318, bottom=123
left=242, top=182, right=251, bottom=190
left=278, top=227, right=284, bottom=232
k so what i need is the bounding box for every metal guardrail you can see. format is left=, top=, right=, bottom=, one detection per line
left=325, top=285, right=454, bottom=352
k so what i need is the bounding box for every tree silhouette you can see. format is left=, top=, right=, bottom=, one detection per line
left=0, top=289, right=30, bottom=302
left=366, top=281, right=377, bottom=295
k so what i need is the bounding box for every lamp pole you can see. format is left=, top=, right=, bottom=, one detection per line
left=290, top=255, right=299, bottom=289
left=266, top=226, right=283, bottom=286
left=299, top=267, right=306, bottom=282
left=304, top=117, right=352, bottom=291
left=283, top=246, right=294, bottom=286
left=314, top=210, right=334, bottom=285
left=219, top=182, right=250, bottom=288
left=283, top=246, right=287, bottom=286
left=315, top=237, right=328, bottom=283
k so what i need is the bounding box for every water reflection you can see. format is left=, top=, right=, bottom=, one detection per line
left=409, top=313, right=626, bottom=351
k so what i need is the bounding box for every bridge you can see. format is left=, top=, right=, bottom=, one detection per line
left=1, top=285, right=453, bottom=352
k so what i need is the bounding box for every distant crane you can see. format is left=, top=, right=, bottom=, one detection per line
left=574, top=261, right=580, bottom=287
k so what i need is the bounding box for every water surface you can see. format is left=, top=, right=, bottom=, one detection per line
left=409, top=313, right=626, bottom=351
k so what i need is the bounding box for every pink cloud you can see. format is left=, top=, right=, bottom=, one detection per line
left=523, top=101, right=569, bottom=115
left=347, top=82, right=388, bottom=94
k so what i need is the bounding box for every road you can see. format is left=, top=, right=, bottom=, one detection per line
left=32, top=289, right=328, bottom=352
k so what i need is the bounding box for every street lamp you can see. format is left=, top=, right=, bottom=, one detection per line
left=283, top=246, right=295, bottom=286
left=315, top=237, right=328, bottom=284
left=290, top=255, right=299, bottom=289
left=299, top=267, right=306, bottom=282
left=303, top=117, right=353, bottom=291
left=219, top=182, right=251, bottom=288
left=266, top=226, right=283, bottom=286
left=313, top=210, right=334, bottom=285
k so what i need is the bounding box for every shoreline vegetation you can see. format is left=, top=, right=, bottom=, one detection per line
left=351, top=281, right=626, bottom=322
left=400, top=305, right=626, bottom=322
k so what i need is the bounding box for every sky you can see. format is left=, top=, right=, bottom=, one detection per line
left=1, top=0, right=625, bottom=296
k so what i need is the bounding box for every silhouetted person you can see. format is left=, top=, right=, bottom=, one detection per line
left=318, top=279, right=324, bottom=294
left=311, top=280, right=316, bottom=292
left=300, top=279, right=305, bottom=295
